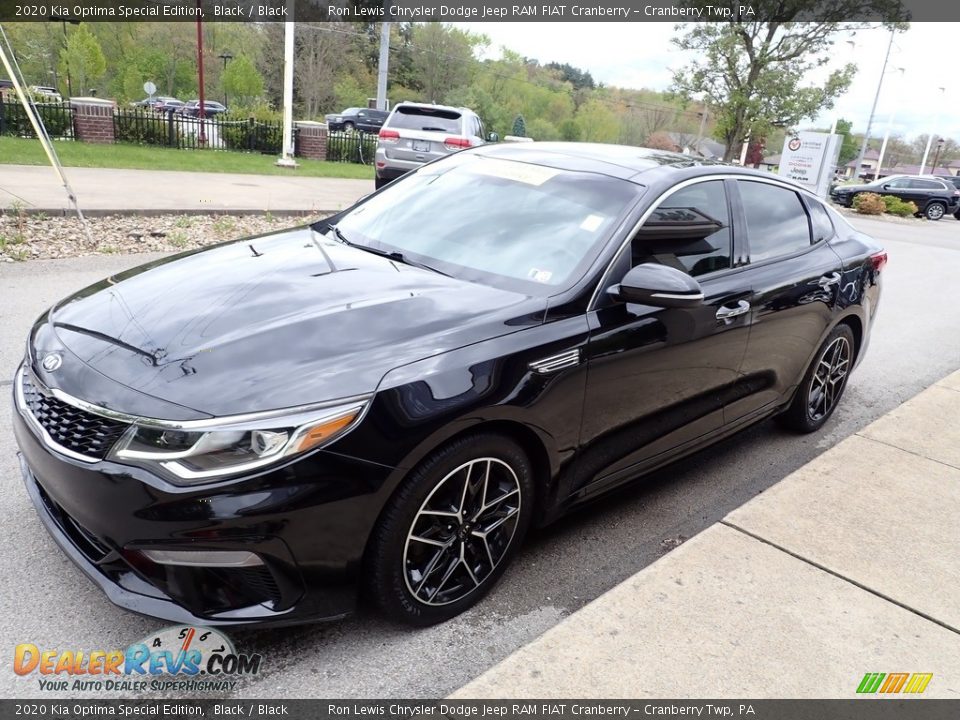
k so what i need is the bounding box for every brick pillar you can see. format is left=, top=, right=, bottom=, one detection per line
left=70, top=97, right=115, bottom=144
left=295, top=121, right=328, bottom=160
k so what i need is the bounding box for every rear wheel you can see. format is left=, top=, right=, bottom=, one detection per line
left=778, top=324, right=855, bottom=433
left=924, top=202, right=946, bottom=221
left=343, top=121, right=356, bottom=132
left=374, top=175, right=388, bottom=190
left=365, top=433, right=534, bottom=626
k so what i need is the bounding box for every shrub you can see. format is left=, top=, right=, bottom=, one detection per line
left=852, top=192, right=885, bottom=215
left=0, top=101, right=72, bottom=138
left=115, top=111, right=171, bottom=145
left=881, top=196, right=918, bottom=217
left=324, top=129, right=377, bottom=164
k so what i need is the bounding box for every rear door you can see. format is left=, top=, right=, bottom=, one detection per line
left=382, top=106, right=465, bottom=164
left=724, top=180, right=844, bottom=425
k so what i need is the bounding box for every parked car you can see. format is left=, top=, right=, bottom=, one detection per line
left=374, top=101, right=494, bottom=189
left=325, top=107, right=389, bottom=133
left=29, top=85, right=62, bottom=103
left=829, top=174, right=960, bottom=220
left=179, top=100, right=227, bottom=118
left=940, top=175, right=960, bottom=219
left=13, top=144, right=885, bottom=627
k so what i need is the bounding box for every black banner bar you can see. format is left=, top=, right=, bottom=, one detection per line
left=0, top=0, right=950, bottom=24
left=0, top=700, right=959, bottom=720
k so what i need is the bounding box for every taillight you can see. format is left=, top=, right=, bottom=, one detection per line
left=378, top=129, right=400, bottom=143
left=869, top=251, right=888, bottom=272
left=952, top=190, right=959, bottom=196
left=444, top=137, right=471, bottom=151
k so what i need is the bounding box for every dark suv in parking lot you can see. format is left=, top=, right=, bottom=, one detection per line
left=941, top=175, right=960, bottom=219
left=830, top=174, right=960, bottom=220
left=325, top=107, right=390, bottom=133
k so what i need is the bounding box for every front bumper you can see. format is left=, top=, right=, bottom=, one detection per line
left=13, top=387, right=396, bottom=627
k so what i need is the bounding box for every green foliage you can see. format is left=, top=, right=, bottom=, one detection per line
left=0, top=101, right=72, bottom=138
left=576, top=99, right=620, bottom=143
left=223, top=56, right=264, bottom=107
left=114, top=112, right=171, bottom=145
left=833, top=119, right=860, bottom=166
left=525, top=117, right=559, bottom=141
left=671, top=4, right=907, bottom=160
left=511, top=115, right=526, bottom=138
left=880, top=195, right=918, bottom=217
left=853, top=192, right=885, bottom=215
left=59, top=24, right=106, bottom=95
left=325, top=131, right=378, bottom=164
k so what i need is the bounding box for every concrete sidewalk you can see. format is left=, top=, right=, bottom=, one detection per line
left=0, top=165, right=371, bottom=214
left=453, top=371, right=960, bottom=698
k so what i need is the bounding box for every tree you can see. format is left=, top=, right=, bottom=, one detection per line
left=833, top=119, right=859, bottom=166
left=409, top=24, right=486, bottom=105
left=512, top=114, right=526, bottom=137
left=646, top=131, right=679, bottom=151
left=59, top=23, right=106, bottom=95
left=222, top=56, right=264, bottom=107
left=671, top=2, right=906, bottom=161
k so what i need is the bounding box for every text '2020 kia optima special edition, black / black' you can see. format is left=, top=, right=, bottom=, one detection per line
left=13, top=143, right=885, bottom=627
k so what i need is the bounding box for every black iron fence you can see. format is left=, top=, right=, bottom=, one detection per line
left=326, top=129, right=378, bottom=164
left=114, top=108, right=284, bottom=154
left=0, top=101, right=73, bottom=139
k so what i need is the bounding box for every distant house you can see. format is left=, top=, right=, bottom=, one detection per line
left=757, top=154, right=781, bottom=172
left=665, top=133, right=727, bottom=160
left=842, top=149, right=881, bottom=179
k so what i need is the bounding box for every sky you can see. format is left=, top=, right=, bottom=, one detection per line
left=460, top=22, right=960, bottom=144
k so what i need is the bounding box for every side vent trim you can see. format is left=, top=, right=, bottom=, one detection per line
left=529, top=348, right=581, bottom=375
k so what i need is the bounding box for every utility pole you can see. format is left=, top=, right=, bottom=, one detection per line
left=376, top=21, right=391, bottom=111
left=918, top=86, right=946, bottom=175
left=694, top=108, right=707, bottom=155
left=277, top=1, right=297, bottom=168
left=852, top=28, right=894, bottom=181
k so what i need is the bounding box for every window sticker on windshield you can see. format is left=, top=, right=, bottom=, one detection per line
left=580, top=214, right=605, bottom=232
left=527, top=268, right=553, bottom=283
left=473, top=158, right=560, bottom=186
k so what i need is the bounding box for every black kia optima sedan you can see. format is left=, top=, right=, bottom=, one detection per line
left=13, top=143, right=885, bottom=627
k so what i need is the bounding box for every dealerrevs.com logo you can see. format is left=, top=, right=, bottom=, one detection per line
left=13, top=625, right=262, bottom=693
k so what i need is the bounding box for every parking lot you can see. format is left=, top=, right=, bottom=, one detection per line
left=0, top=214, right=957, bottom=698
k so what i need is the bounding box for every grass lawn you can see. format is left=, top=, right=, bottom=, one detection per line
left=0, top=136, right=374, bottom=179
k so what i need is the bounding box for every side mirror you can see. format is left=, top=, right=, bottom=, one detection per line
left=882, top=184, right=890, bottom=190
left=609, top=263, right=704, bottom=309
left=487, top=132, right=500, bottom=142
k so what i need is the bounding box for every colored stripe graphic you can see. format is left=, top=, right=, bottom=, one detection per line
left=857, top=672, right=932, bottom=694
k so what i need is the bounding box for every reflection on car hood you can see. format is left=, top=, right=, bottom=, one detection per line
left=49, top=227, right=543, bottom=417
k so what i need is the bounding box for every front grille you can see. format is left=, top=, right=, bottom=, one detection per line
left=21, top=372, right=129, bottom=460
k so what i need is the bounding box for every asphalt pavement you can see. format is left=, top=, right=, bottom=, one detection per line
left=0, top=213, right=957, bottom=698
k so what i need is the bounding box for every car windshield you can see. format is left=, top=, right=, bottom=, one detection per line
left=388, top=106, right=462, bottom=133
left=334, top=153, right=641, bottom=293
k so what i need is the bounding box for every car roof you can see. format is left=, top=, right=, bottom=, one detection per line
left=469, top=142, right=736, bottom=183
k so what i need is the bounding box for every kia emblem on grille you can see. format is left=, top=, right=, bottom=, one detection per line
left=41, top=353, right=62, bottom=372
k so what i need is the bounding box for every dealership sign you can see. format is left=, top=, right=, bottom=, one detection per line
left=778, top=131, right=840, bottom=197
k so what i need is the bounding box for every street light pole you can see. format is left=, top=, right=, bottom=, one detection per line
left=918, top=86, right=946, bottom=175
left=829, top=38, right=857, bottom=136
left=931, top=138, right=945, bottom=174
left=218, top=52, right=233, bottom=107
left=852, top=28, right=895, bottom=181
left=874, top=67, right=905, bottom=181
left=195, top=3, right=206, bottom=144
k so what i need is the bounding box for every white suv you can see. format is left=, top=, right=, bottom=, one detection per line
left=374, top=102, right=493, bottom=189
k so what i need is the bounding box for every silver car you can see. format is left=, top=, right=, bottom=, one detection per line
left=374, top=102, right=494, bottom=189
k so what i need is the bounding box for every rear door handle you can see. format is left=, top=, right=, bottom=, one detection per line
left=716, top=300, right=751, bottom=322
left=818, top=272, right=841, bottom=287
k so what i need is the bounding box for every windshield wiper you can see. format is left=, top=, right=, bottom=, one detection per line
left=328, top=225, right=451, bottom=277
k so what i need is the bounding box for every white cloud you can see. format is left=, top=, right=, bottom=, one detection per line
left=459, top=22, right=960, bottom=142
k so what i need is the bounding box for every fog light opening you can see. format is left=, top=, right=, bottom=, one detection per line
left=138, top=549, right=264, bottom=568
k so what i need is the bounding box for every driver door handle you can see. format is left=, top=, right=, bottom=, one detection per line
left=716, top=300, right=751, bottom=322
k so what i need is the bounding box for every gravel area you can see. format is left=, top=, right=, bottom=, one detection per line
left=0, top=212, right=325, bottom=263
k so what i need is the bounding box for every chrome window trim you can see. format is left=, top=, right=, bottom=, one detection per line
left=20, top=366, right=371, bottom=431
left=588, top=173, right=820, bottom=312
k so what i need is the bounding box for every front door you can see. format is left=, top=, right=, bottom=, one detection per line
left=572, top=178, right=752, bottom=500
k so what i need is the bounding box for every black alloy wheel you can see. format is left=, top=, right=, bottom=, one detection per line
left=365, top=434, right=533, bottom=625
left=778, top=324, right=855, bottom=433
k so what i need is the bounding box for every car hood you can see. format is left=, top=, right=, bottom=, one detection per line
left=47, top=226, right=544, bottom=417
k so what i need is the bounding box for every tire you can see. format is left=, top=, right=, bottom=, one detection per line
left=924, top=202, right=946, bottom=221
left=778, top=324, right=855, bottom=433
left=365, top=433, right=534, bottom=626
left=374, top=175, right=387, bottom=190
left=343, top=121, right=355, bottom=132
left=954, top=210, right=960, bottom=221
left=845, top=194, right=857, bottom=209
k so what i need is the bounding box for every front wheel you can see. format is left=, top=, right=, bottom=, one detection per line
left=365, top=434, right=534, bottom=626
left=778, top=324, right=855, bottom=433
left=925, top=202, right=946, bottom=221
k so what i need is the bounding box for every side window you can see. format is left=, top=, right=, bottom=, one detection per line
left=631, top=180, right=732, bottom=278
left=908, top=179, right=941, bottom=190
left=885, top=178, right=910, bottom=189
left=807, top=199, right=834, bottom=243
left=738, top=181, right=812, bottom=263
left=476, top=117, right=485, bottom=138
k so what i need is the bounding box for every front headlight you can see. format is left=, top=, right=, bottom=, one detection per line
left=109, top=398, right=368, bottom=484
